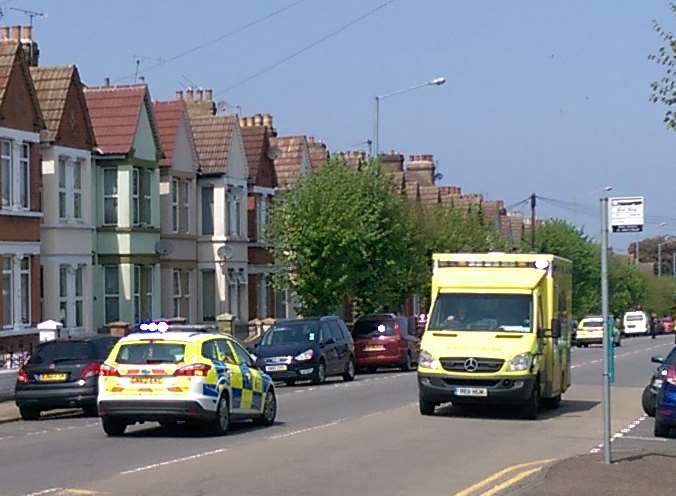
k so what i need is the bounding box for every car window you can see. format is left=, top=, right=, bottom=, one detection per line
left=201, top=340, right=219, bottom=361
left=261, top=321, right=320, bottom=346
left=327, top=320, right=343, bottom=342
left=353, top=318, right=395, bottom=337
left=28, top=341, right=96, bottom=364
left=664, top=347, right=676, bottom=365
left=215, top=339, right=237, bottom=364
left=116, top=342, right=186, bottom=364
left=338, top=320, right=352, bottom=341
left=231, top=341, right=254, bottom=367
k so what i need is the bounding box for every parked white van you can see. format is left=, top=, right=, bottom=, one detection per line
left=623, top=311, right=649, bottom=336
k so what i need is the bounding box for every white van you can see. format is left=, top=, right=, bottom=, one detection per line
left=623, top=311, right=649, bottom=336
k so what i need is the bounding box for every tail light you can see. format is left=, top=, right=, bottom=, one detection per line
left=17, top=368, right=29, bottom=384
left=666, top=365, right=676, bottom=386
left=80, top=362, right=101, bottom=380
left=99, top=363, right=120, bottom=377
left=174, top=363, right=211, bottom=377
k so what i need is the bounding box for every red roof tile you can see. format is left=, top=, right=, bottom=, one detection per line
left=241, top=125, right=268, bottom=181
left=271, top=136, right=309, bottom=187
left=306, top=137, right=328, bottom=170
left=84, top=84, right=162, bottom=157
left=153, top=100, right=192, bottom=167
left=189, top=115, right=236, bottom=174
left=0, top=41, right=44, bottom=129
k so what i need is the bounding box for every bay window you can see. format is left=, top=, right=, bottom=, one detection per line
left=59, top=157, right=83, bottom=221
left=0, top=141, right=10, bottom=208
left=171, top=178, right=179, bottom=233
left=172, top=269, right=190, bottom=319
left=1, top=255, right=31, bottom=329
left=59, top=264, right=84, bottom=328
left=103, top=169, right=118, bottom=225
left=201, top=186, right=214, bottom=235
left=133, top=265, right=153, bottom=322
left=180, top=180, right=190, bottom=233
left=0, top=140, right=31, bottom=210
left=104, top=265, right=119, bottom=323
left=201, top=269, right=215, bottom=321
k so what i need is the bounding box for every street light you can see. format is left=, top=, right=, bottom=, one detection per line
left=373, top=76, right=446, bottom=158
left=657, top=223, right=670, bottom=278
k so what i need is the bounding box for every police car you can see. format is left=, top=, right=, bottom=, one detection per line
left=97, top=322, right=276, bottom=437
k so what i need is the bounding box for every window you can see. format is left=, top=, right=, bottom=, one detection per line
left=19, top=144, right=29, bottom=209
left=180, top=180, right=190, bottom=233
left=201, top=340, right=219, bottom=361
left=18, top=258, right=29, bottom=325
left=201, top=269, right=215, bottom=321
left=201, top=186, right=214, bottom=235
left=256, top=195, right=268, bottom=241
left=256, top=274, right=268, bottom=318
left=59, top=265, right=84, bottom=328
left=0, top=141, right=10, bottom=208
left=172, top=269, right=190, bottom=319
left=228, top=270, right=237, bottom=316
left=237, top=270, right=246, bottom=320
left=234, top=191, right=241, bottom=237
left=1, top=256, right=12, bottom=328
left=227, top=188, right=242, bottom=238
left=133, top=265, right=153, bottom=322
left=104, top=265, right=119, bottom=323
left=428, top=293, right=533, bottom=333
left=132, top=169, right=139, bottom=225
left=171, top=178, right=179, bottom=232
left=215, top=339, right=236, bottom=364
left=103, top=169, right=118, bottom=225
left=59, top=158, right=83, bottom=221
left=141, top=169, right=152, bottom=225
left=231, top=341, right=254, bottom=367
left=327, top=320, right=343, bottom=342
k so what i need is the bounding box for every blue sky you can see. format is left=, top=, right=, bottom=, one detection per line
left=7, top=0, right=676, bottom=249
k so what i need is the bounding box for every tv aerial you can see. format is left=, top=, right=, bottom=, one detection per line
left=10, top=8, right=47, bottom=27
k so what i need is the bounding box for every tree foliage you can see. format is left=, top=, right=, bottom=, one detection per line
left=649, top=3, right=676, bottom=129
left=269, top=158, right=419, bottom=317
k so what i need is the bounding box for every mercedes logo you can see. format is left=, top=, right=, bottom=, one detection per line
left=464, top=358, right=479, bottom=372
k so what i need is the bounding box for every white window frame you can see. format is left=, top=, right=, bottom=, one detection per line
left=181, top=179, right=190, bottom=234
left=103, top=168, right=118, bottom=226
left=1, top=256, right=12, bottom=328
left=1, top=255, right=31, bottom=329
left=201, top=185, right=214, bottom=235
left=0, top=140, right=30, bottom=211
left=142, top=169, right=152, bottom=226
left=171, top=178, right=179, bottom=233
left=257, top=273, right=269, bottom=318
left=133, top=264, right=153, bottom=322
left=19, top=143, right=29, bottom=209
left=0, top=140, right=11, bottom=209
left=132, top=169, right=140, bottom=226
left=58, top=157, right=83, bottom=222
left=104, top=265, right=119, bottom=324
left=234, top=189, right=242, bottom=237
left=58, top=264, right=84, bottom=328
left=201, top=269, right=216, bottom=322
left=172, top=269, right=191, bottom=319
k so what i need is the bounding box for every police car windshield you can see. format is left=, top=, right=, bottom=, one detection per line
left=429, top=293, right=533, bottom=333
left=116, top=343, right=186, bottom=364
left=261, top=322, right=319, bottom=346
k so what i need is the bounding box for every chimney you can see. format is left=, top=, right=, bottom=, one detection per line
left=175, top=90, right=183, bottom=100
left=104, top=77, right=111, bottom=87
left=253, top=114, right=263, bottom=126
left=1, top=27, right=9, bottom=41
left=262, top=114, right=273, bottom=128
left=195, top=89, right=203, bottom=101
left=11, top=26, right=20, bottom=41
left=378, top=152, right=404, bottom=173
left=239, top=117, right=247, bottom=128
left=22, top=26, right=32, bottom=40
left=185, top=88, right=194, bottom=100
left=204, top=89, right=213, bottom=101
left=14, top=25, right=39, bottom=66
left=407, top=154, right=435, bottom=185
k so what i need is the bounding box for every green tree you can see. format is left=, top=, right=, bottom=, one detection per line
left=609, top=257, right=647, bottom=317
left=649, top=3, right=676, bottom=129
left=642, top=273, right=676, bottom=316
left=269, top=158, right=419, bottom=316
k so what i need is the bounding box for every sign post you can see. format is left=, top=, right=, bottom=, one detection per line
left=601, top=196, right=644, bottom=464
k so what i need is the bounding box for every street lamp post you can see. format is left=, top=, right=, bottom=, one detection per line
left=658, top=236, right=675, bottom=277
left=373, top=77, right=446, bottom=158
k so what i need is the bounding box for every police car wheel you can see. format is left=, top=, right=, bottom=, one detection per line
left=254, top=389, right=277, bottom=426
left=209, top=395, right=230, bottom=436
left=102, top=417, right=127, bottom=437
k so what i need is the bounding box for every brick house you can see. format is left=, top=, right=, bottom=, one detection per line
left=153, top=99, right=199, bottom=323
left=31, top=64, right=97, bottom=338
left=84, top=84, right=164, bottom=329
left=0, top=27, right=45, bottom=356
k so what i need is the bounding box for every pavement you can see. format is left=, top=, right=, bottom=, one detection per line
left=0, top=369, right=16, bottom=401
left=0, top=335, right=673, bottom=496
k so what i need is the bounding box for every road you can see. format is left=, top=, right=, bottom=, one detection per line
left=0, top=335, right=673, bottom=496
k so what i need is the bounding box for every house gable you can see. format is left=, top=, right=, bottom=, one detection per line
left=133, top=103, right=157, bottom=162
left=172, top=113, right=198, bottom=173
left=55, top=70, right=95, bottom=150
left=0, top=45, right=42, bottom=132
left=226, top=122, right=248, bottom=181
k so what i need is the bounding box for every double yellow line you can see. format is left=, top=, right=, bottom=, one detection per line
left=453, top=458, right=555, bottom=496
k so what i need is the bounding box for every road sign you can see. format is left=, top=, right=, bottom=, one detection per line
left=609, top=196, right=644, bottom=233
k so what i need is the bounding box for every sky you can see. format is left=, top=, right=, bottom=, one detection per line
left=5, top=0, right=676, bottom=250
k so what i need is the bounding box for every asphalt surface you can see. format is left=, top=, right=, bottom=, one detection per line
left=0, top=335, right=673, bottom=496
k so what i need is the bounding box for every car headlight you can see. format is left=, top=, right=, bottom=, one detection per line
left=508, top=352, right=533, bottom=372
left=294, top=349, right=314, bottom=361
left=418, top=350, right=439, bottom=370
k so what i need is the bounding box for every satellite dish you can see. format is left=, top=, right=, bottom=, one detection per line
left=155, top=240, right=174, bottom=256
left=267, top=146, right=280, bottom=161
left=217, top=245, right=234, bottom=260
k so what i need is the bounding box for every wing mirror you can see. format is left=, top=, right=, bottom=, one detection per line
left=651, top=356, right=664, bottom=364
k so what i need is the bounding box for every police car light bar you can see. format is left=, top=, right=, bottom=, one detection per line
left=138, top=321, right=170, bottom=333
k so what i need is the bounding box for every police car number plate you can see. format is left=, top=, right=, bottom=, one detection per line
left=131, top=377, right=163, bottom=384
left=265, top=365, right=287, bottom=372
left=455, top=387, right=488, bottom=397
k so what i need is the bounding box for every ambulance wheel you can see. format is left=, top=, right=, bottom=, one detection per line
left=419, top=396, right=436, bottom=416
left=542, top=394, right=561, bottom=410
left=102, top=417, right=127, bottom=437
left=208, top=395, right=230, bottom=436
left=254, top=388, right=277, bottom=426
left=522, top=381, right=540, bottom=420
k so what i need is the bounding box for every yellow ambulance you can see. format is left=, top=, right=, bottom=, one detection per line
left=417, top=253, right=572, bottom=419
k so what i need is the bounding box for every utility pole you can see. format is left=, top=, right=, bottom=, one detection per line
left=672, top=251, right=675, bottom=278
left=530, top=193, right=536, bottom=252
left=600, top=195, right=611, bottom=464
left=658, top=242, right=663, bottom=277
left=635, top=239, right=640, bottom=266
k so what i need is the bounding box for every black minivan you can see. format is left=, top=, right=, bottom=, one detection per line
left=15, top=336, right=119, bottom=420
left=254, top=316, right=355, bottom=386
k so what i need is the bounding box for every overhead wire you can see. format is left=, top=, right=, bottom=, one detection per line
left=216, top=0, right=397, bottom=95
left=113, top=0, right=308, bottom=84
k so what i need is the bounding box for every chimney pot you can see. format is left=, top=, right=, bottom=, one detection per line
left=195, top=89, right=203, bottom=101
left=262, top=114, right=273, bottom=127
left=11, top=26, right=20, bottom=41
left=175, top=90, right=183, bottom=100
left=22, top=26, right=32, bottom=40
left=204, top=89, right=213, bottom=101
left=186, top=88, right=194, bottom=100
left=253, top=114, right=263, bottom=126
left=0, top=27, right=8, bottom=40
left=239, top=117, right=246, bottom=128
left=104, top=77, right=110, bottom=87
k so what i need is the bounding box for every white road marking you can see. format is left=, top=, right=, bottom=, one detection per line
left=24, top=488, right=63, bottom=496
left=119, top=447, right=228, bottom=475
left=268, top=419, right=344, bottom=440
left=588, top=415, right=647, bottom=453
